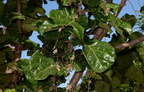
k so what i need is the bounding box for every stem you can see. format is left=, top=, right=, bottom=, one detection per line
left=114, top=36, right=144, bottom=50
left=66, top=71, right=84, bottom=91
left=106, top=0, right=113, bottom=3
left=5, top=0, right=23, bottom=88
left=17, top=0, right=22, bottom=32
left=114, top=0, right=127, bottom=17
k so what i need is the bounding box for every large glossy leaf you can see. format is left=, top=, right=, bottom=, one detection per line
left=49, top=9, right=75, bottom=25
left=16, top=51, right=65, bottom=82
left=38, top=9, right=85, bottom=42
left=83, top=40, right=115, bottom=73
left=121, top=14, right=136, bottom=27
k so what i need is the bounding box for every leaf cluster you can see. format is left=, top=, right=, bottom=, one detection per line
left=0, top=0, right=144, bottom=91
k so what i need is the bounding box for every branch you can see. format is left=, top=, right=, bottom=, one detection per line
left=114, top=0, right=127, bottom=17
left=114, top=36, right=144, bottom=50
left=5, top=0, right=23, bottom=88
left=17, top=0, right=22, bottom=32
left=106, top=0, right=113, bottom=3
left=66, top=71, right=83, bottom=91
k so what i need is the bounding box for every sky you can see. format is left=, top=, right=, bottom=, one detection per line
left=2, top=0, right=144, bottom=88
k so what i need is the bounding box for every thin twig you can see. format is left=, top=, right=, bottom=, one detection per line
left=127, top=0, right=137, bottom=16
left=114, top=0, right=127, bottom=17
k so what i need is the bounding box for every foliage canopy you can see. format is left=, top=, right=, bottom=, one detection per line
left=0, top=0, right=144, bottom=92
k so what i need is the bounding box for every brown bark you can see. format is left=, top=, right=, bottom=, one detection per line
left=106, top=0, right=113, bottom=3
left=5, top=0, right=23, bottom=88
left=114, top=0, right=127, bottom=17
left=114, top=36, right=144, bottom=50
left=66, top=71, right=84, bottom=91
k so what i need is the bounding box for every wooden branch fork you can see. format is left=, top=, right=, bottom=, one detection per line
left=66, top=0, right=130, bottom=91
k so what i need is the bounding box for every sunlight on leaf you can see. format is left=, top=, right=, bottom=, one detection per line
left=83, top=40, right=116, bottom=73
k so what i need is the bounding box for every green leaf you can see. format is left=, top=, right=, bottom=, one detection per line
left=82, top=0, right=101, bottom=7
left=2, top=47, right=14, bottom=60
left=71, top=22, right=84, bottom=42
left=121, top=14, right=136, bottom=27
left=99, top=21, right=112, bottom=33
left=140, top=6, right=144, bottom=14
left=125, top=66, right=144, bottom=84
left=100, top=1, right=118, bottom=13
left=110, top=22, right=124, bottom=37
left=141, top=24, right=144, bottom=30
left=22, top=24, right=37, bottom=32
left=137, top=45, right=144, bottom=60
left=94, top=10, right=108, bottom=22
left=24, top=39, right=40, bottom=50
left=128, top=32, right=143, bottom=41
left=38, top=19, right=58, bottom=35
left=0, top=13, right=13, bottom=26
left=0, top=52, right=6, bottom=65
left=72, top=61, right=83, bottom=71
left=76, top=15, right=88, bottom=28
left=0, top=1, right=4, bottom=13
left=111, top=77, right=121, bottom=88
left=34, top=7, right=45, bottom=16
left=109, top=13, right=132, bottom=35
left=60, top=0, right=69, bottom=6
left=49, top=9, right=75, bottom=25
left=107, top=3, right=118, bottom=13
left=17, top=51, right=66, bottom=83
left=0, top=63, right=7, bottom=75
left=71, top=50, right=87, bottom=71
left=83, top=40, right=115, bottom=73
left=27, top=0, right=36, bottom=13
left=94, top=81, right=110, bottom=92
left=12, top=13, right=25, bottom=20
left=109, top=34, right=126, bottom=46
